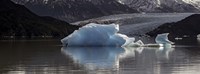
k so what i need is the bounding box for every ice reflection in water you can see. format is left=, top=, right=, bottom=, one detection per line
left=1, top=39, right=200, bottom=74
left=61, top=46, right=174, bottom=71
left=121, top=47, right=174, bottom=61
left=61, top=47, right=124, bottom=70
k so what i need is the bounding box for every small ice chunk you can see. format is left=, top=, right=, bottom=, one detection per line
left=197, top=34, right=200, bottom=38
left=156, top=33, right=174, bottom=44
left=143, top=33, right=174, bottom=47
left=154, top=33, right=174, bottom=48
left=175, top=37, right=183, bottom=40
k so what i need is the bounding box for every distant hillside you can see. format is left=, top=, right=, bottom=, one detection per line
left=12, top=0, right=137, bottom=22
left=147, top=14, right=200, bottom=37
left=0, top=0, right=79, bottom=38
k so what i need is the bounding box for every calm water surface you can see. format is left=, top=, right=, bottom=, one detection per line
left=0, top=38, right=200, bottom=74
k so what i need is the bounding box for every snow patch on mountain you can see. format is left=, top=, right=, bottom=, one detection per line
left=183, top=0, right=200, bottom=9
left=118, top=0, right=200, bottom=12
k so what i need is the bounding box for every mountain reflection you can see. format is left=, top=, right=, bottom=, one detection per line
left=61, top=46, right=174, bottom=70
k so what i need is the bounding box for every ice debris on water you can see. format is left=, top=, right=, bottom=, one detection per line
left=61, top=23, right=174, bottom=47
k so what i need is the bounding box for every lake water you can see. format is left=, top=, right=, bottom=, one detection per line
left=0, top=13, right=199, bottom=74
left=0, top=38, right=200, bottom=74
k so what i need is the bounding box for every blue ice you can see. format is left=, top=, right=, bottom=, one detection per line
left=61, top=23, right=173, bottom=47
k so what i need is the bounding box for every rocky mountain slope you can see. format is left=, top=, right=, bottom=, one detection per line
left=12, top=0, right=137, bottom=22
left=147, top=14, right=200, bottom=37
left=0, top=0, right=79, bottom=38
left=118, top=0, right=200, bottom=12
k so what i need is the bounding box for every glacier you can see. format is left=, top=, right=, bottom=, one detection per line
left=61, top=23, right=173, bottom=47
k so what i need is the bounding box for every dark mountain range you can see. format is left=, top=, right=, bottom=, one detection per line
left=0, top=0, right=79, bottom=38
left=12, top=0, right=137, bottom=22
left=11, top=0, right=200, bottom=23
left=147, top=14, right=200, bottom=37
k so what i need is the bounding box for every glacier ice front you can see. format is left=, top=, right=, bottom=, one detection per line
left=61, top=23, right=174, bottom=47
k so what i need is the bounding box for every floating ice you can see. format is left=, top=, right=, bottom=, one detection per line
left=175, top=37, right=183, bottom=40
left=156, top=33, right=173, bottom=44
left=61, top=23, right=135, bottom=47
left=142, top=33, right=174, bottom=47
left=155, top=33, right=174, bottom=47
left=61, top=23, right=173, bottom=47
left=197, top=34, right=200, bottom=38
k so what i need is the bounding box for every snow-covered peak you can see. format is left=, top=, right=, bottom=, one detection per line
left=183, top=0, right=200, bottom=9
left=118, top=0, right=200, bottom=12
left=183, top=0, right=200, bottom=3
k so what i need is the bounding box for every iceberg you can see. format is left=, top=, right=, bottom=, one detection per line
left=61, top=23, right=135, bottom=47
left=155, top=33, right=174, bottom=44
left=197, top=34, right=200, bottom=38
left=143, top=33, right=174, bottom=47
left=61, top=23, right=174, bottom=47
left=155, top=33, right=174, bottom=47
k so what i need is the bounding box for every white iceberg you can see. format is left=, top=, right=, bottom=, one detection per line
left=155, top=33, right=174, bottom=47
left=61, top=23, right=174, bottom=47
left=197, top=34, right=200, bottom=38
left=156, top=33, right=174, bottom=44
left=142, top=33, right=174, bottom=47
left=61, top=23, right=135, bottom=47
